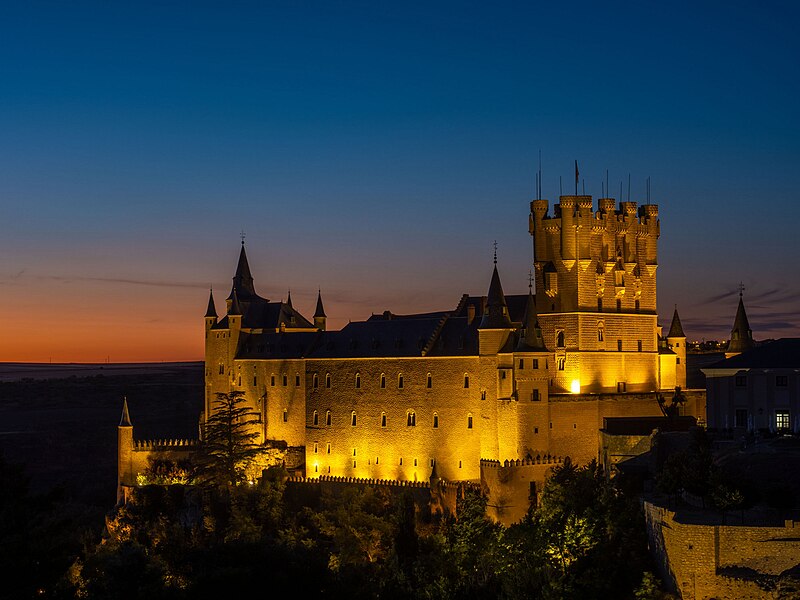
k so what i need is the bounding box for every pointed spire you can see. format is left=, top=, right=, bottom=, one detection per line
left=205, top=288, right=217, bottom=318
left=728, top=289, right=754, bottom=354
left=119, top=397, right=132, bottom=427
left=286, top=289, right=293, bottom=309
left=479, top=264, right=513, bottom=329
left=667, top=306, right=685, bottom=338
left=229, top=288, right=242, bottom=316
left=229, top=243, right=256, bottom=299
left=517, top=289, right=547, bottom=351
left=314, top=289, right=326, bottom=318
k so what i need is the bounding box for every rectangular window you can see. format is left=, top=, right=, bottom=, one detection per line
left=464, top=375, right=470, bottom=388
left=533, top=359, right=539, bottom=369
left=271, top=374, right=275, bottom=386
left=557, top=358, right=565, bottom=371
left=501, top=370, right=507, bottom=379
left=282, top=374, right=288, bottom=386
left=776, top=411, right=790, bottom=430
left=617, top=382, right=626, bottom=392
left=398, top=375, right=404, bottom=389
left=219, top=364, right=224, bottom=375
left=519, top=359, right=524, bottom=369
left=326, top=443, right=331, bottom=454
left=777, top=376, right=788, bottom=387
left=532, top=389, right=540, bottom=401
left=296, top=374, right=301, bottom=387
left=426, top=374, right=432, bottom=388
left=677, top=358, right=681, bottom=364
left=314, top=443, right=318, bottom=454
left=735, top=409, right=748, bottom=428
left=467, top=415, right=473, bottom=429
left=283, top=409, right=288, bottom=422
left=735, top=375, right=747, bottom=387
left=638, top=340, right=643, bottom=352
left=381, top=414, right=387, bottom=427
left=433, top=414, right=439, bottom=428
left=617, top=339, right=623, bottom=352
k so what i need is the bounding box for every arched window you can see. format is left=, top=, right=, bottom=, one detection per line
left=325, top=373, right=331, bottom=388
left=218, top=363, right=224, bottom=374
left=326, top=410, right=331, bottom=426
left=407, top=411, right=416, bottom=427
left=556, top=331, right=565, bottom=348
left=398, top=374, right=404, bottom=389
left=355, top=372, right=361, bottom=388
left=464, top=374, right=470, bottom=388
left=381, top=412, right=387, bottom=427
left=313, top=410, right=319, bottom=426
left=351, top=411, right=357, bottom=426
left=380, top=373, right=386, bottom=388
left=467, top=414, right=473, bottom=429
left=426, top=373, right=432, bottom=388
left=597, top=323, right=604, bottom=342
left=313, top=373, right=319, bottom=389
left=270, top=374, right=275, bottom=386
left=433, top=413, right=439, bottom=428
left=282, top=373, right=288, bottom=386
left=283, top=409, right=288, bottom=423
left=295, top=373, right=300, bottom=387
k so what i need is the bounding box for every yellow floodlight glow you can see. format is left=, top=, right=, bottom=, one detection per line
left=570, top=379, right=581, bottom=394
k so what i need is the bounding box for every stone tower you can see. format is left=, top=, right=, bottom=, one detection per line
left=314, top=290, right=327, bottom=331
left=529, top=195, right=661, bottom=393
left=666, top=306, right=687, bottom=388
left=117, top=397, right=133, bottom=504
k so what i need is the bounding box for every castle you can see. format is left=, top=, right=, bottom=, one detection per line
left=119, top=194, right=704, bottom=520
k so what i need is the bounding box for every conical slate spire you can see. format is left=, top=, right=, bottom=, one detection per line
left=667, top=306, right=685, bottom=338
left=228, top=243, right=256, bottom=300
left=286, top=290, right=293, bottom=309
left=479, top=265, right=513, bottom=329
left=229, top=288, right=243, bottom=316
left=119, top=397, right=132, bottom=427
left=728, top=291, right=754, bottom=354
left=314, top=290, right=326, bottom=318
left=516, top=290, right=546, bottom=351
left=205, top=289, right=217, bottom=318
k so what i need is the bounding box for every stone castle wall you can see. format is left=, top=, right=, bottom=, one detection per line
left=643, top=500, right=800, bottom=599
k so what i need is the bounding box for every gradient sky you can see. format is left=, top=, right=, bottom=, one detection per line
left=2, top=1, right=799, bottom=362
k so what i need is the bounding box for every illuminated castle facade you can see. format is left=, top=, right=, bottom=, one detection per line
left=199, top=196, right=688, bottom=482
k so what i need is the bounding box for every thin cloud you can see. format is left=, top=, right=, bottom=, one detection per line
left=44, top=275, right=210, bottom=290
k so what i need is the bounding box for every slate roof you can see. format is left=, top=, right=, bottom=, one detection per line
left=728, top=294, right=755, bottom=354
left=707, top=338, right=800, bottom=369
left=667, top=307, right=685, bottom=338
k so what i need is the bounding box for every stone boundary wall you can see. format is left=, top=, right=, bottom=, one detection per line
left=643, top=500, right=800, bottom=599
left=481, top=456, right=566, bottom=525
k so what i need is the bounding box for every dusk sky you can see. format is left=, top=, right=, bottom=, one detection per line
left=2, top=1, right=799, bottom=362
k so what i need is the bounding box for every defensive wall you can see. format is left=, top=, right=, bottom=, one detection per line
left=480, top=455, right=564, bottom=525
left=643, top=500, right=800, bottom=599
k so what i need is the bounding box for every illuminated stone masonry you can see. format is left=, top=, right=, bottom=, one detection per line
left=120, top=196, right=696, bottom=519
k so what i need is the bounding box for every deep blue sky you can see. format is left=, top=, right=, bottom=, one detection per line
left=1, top=1, right=799, bottom=360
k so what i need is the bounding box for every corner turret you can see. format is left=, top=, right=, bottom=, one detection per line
left=204, top=288, right=217, bottom=330
left=726, top=288, right=754, bottom=358
left=516, top=290, right=546, bottom=352
left=478, top=261, right=514, bottom=355
left=314, top=290, right=327, bottom=331
left=666, top=306, right=687, bottom=388
left=117, top=397, right=133, bottom=504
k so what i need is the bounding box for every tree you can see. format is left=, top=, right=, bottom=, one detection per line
left=194, top=391, right=264, bottom=487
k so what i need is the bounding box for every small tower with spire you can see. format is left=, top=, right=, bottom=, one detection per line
left=726, top=284, right=755, bottom=358
left=117, top=397, right=134, bottom=504
left=204, top=288, right=218, bottom=331
left=314, top=290, right=327, bottom=331
left=666, top=306, right=687, bottom=388
left=478, top=246, right=515, bottom=355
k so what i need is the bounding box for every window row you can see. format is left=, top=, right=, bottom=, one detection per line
left=311, top=410, right=473, bottom=429
left=311, top=372, right=471, bottom=390
left=735, top=375, right=790, bottom=387
left=309, top=456, right=464, bottom=473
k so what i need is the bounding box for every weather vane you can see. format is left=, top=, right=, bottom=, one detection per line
left=738, top=282, right=745, bottom=297
left=240, top=229, right=246, bottom=245
left=493, top=240, right=498, bottom=265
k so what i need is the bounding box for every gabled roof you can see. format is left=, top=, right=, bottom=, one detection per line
left=728, top=293, right=755, bottom=354
left=667, top=307, right=685, bottom=338
left=706, top=338, right=800, bottom=370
